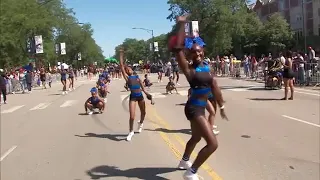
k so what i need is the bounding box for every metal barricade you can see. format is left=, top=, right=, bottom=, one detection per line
left=292, top=62, right=320, bottom=86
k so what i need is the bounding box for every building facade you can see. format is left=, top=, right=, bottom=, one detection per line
left=251, top=0, right=320, bottom=37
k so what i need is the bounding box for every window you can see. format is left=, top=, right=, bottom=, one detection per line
left=295, top=30, right=303, bottom=39
left=296, top=14, right=302, bottom=21
left=307, top=29, right=314, bottom=36
left=279, top=0, right=285, bottom=11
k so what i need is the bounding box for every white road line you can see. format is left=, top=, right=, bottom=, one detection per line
left=60, top=100, right=77, bottom=107
left=120, top=92, right=167, bottom=101
left=178, top=90, right=188, bottom=96
left=282, top=115, right=320, bottom=128
left=150, top=92, right=166, bottom=98
left=30, top=103, right=52, bottom=111
left=294, top=88, right=320, bottom=93
left=293, top=90, right=320, bottom=97
left=1, top=105, right=25, bottom=114
left=120, top=94, right=129, bottom=101
left=0, top=146, right=17, bottom=161
left=228, top=88, right=248, bottom=92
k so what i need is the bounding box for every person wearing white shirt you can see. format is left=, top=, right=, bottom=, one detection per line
left=297, top=53, right=305, bottom=84
left=308, top=47, right=316, bottom=60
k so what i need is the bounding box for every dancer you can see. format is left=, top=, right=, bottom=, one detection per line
left=60, top=68, right=68, bottom=95
left=97, top=78, right=109, bottom=102
left=84, top=87, right=105, bottom=115
left=171, top=57, right=180, bottom=85
left=169, top=15, right=228, bottom=180
left=157, top=61, right=164, bottom=82
left=119, top=47, right=154, bottom=141
left=188, top=84, right=220, bottom=135
left=68, top=67, right=75, bottom=91
left=166, top=76, right=178, bottom=94
left=143, top=74, right=153, bottom=88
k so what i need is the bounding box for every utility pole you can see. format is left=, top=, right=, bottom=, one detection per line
left=302, top=0, right=307, bottom=53
left=132, top=27, right=156, bottom=62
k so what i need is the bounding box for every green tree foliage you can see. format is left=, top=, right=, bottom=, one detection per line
left=262, top=13, right=293, bottom=52
left=0, top=0, right=104, bottom=69
left=114, top=34, right=169, bottom=64
left=112, top=0, right=295, bottom=59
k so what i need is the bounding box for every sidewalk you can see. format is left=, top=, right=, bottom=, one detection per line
left=223, top=76, right=320, bottom=91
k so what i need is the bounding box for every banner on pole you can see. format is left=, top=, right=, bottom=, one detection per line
left=154, top=42, right=159, bottom=52
left=149, top=43, right=153, bottom=51
left=55, top=44, right=60, bottom=54
left=185, top=23, right=191, bottom=36
left=26, top=37, right=35, bottom=54
left=191, top=21, right=199, bottom=37
left=77, top=52, right=82, bottom=60
left=60, top=42, right=66, bottom=55
left=34, top=35, right=44, bottom=54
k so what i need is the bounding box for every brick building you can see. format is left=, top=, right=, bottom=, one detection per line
left=250, top=0, right=320, bottom=38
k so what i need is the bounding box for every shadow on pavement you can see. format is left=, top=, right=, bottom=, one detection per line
left=247, top=87, right=268, bottom=91
left=145, top=128, right=191, bottom=135
left=248, top=98, right=282, bottom=101
left=86, top=165, right=177, bottom=180
left=49, top=93, right=61, bottom=96
left=75, top=133, right=127, bottom=141
left=78, top=112, right=100, bottom=115
left=175, top=103, right=186, bottom=106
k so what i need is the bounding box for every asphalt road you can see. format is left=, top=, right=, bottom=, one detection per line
left=1, top=74, right=319, bottom=180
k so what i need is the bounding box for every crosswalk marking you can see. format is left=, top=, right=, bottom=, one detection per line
left=120, top=94, right=129, bottom=101
left=228, top=88, right=249, bottom=92
left=1, top=105, right=25, bottom=114
left=149, top=92, right=166, bottom=99
left=178, top=90, right=188, bottom=96
left=30, top=103, right=51, bottom=111
left=60, top=100, right=77, bottom=107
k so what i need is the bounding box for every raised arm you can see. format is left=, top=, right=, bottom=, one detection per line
left=119, top=47, right=128, bottom=82
left=174, top=16, right=191, bottom=79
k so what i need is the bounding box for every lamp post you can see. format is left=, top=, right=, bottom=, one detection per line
left=132, top=27, right=156, bottom=62
left=302, top=0, right=307, bottom=53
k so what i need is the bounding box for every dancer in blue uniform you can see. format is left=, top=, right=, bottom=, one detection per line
left=60, top=69, right=68, bottom=95
left=84, top=87, right=105, bottom=115
left=169, top=15, right=228, bottom=180
left=119, top=47, right=154, bottom=141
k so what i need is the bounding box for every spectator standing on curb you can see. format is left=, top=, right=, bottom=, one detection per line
left=309, top=46, right=316, bottom=61
left=25, top=70, right=33, bottom=92
left=0, top=70, right=7, bottom=104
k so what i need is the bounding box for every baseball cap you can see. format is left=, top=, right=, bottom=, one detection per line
left=90, top=87, right=98, bottom=93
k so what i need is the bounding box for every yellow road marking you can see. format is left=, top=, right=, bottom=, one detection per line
left=146, top=104, right=223, bottom=180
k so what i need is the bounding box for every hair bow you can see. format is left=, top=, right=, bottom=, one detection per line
left=184, top=36, right=206, bottom=49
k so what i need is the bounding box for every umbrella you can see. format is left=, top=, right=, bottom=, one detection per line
left=104, top=57, right=118, bottom=63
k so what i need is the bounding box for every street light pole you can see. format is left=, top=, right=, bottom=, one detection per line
left=132, top=27, right=156, bottom=62
left=302, top=0, right=307, bottom=53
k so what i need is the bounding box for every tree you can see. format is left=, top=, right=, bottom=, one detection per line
left=0, top=0, right=104, bottom=69
left=262, top=13, right=293, bottom=54
left=114, top=38, right=148, bottom=64
left=242, top=12, right=263, bottom=54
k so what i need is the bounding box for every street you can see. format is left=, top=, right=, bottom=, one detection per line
left=1, top=75, right=319, bottom=180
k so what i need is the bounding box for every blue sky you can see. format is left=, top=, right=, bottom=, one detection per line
left=63, top=0, right=174, bottom=57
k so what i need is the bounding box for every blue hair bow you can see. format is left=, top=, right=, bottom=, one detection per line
left=184, top=36, right=206, bottom=49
